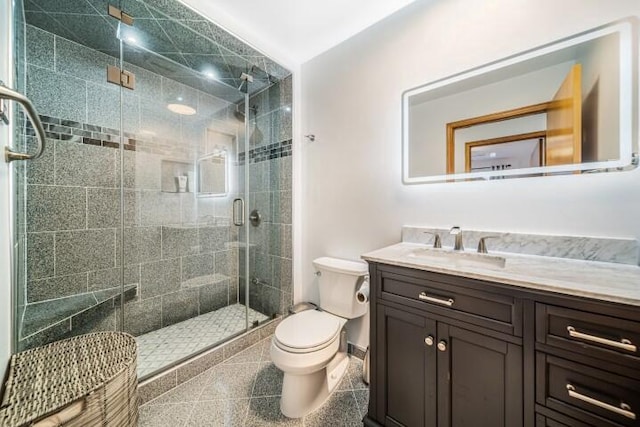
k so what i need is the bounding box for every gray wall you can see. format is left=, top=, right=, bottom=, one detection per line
left=20, top=25, right=243, bottom=348
left=241, top=77, right=294, bottom=317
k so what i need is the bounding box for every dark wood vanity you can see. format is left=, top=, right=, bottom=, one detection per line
left=363, top=262, right=640, bottom=427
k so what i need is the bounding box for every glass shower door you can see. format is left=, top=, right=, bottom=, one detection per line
left=15, top=0, right=125, bottom=351
left=118, top=17, right=260, bottom=377
left=12, top=0, right=291, bottom=379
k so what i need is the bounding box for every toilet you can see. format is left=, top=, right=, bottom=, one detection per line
left=270, top=257, right=369, bottom=418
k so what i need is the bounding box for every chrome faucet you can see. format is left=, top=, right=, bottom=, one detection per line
left=450, top=226, right=464, bottom=251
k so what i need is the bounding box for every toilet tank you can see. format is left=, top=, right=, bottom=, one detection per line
left=313, top=257, right=369, bottom=319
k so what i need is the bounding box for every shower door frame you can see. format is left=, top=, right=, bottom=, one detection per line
left=1, top=0, right=18, bottom=377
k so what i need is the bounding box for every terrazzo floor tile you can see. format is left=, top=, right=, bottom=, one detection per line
left=147, top=369, right=214, bottom=405
left=354, top=389, right=370, bottom=419
left=245, top=397, right=303, bottom=427
left=304, top=391, right=363, bottom=427
left=223, top=341, right=264, bottom=365
left=252, top=362, right=284, bottom=397
left=185, top=399, right=250, bottom=427
left=139, top=336, right=369, bottom=427
left=200, top=363, right=261, bottom=400
left=136, top=304, right=268, bottom=377
left=139, top=402, right=195, bottom=427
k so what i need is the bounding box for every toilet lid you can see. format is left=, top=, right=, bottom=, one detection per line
left=275, top=310, right=341, bottom=350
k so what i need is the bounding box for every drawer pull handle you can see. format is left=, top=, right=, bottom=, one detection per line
left=566, top=384, right=636, bottom=420
left=566, top=326, right=637, bottom=353
left=418, top=292, right=454, bottom=307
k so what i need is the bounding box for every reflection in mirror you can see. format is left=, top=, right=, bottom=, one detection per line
left=197, top=150, right=228, bottom=197
left=403, top=19, right=638, bottom=184
left=466, top=134, right=545, bottom=173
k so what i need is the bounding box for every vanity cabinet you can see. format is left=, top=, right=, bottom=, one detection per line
left=365, top=262, right=640, bottom=427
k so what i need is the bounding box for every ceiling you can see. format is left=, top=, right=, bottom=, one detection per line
left=24, top=0, right=290, bottom=100
left=181, top=0, right=418, bottom=66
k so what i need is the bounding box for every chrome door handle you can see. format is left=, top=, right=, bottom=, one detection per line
left=0, top=82, right=46, bottom=162
left=566, top=326, right=637, bottom=353
left=566, top=384, right=636, bottom=420
left=233, top=198, right=245, bottom=226
left=418, top=292, right=454, bottom=307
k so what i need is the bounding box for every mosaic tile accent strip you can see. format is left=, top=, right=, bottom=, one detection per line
left=238, top=139, right=293, bottom=165
left=136, top=303, right=268, bottom=378
left=29, top=115, right=142, bottom=152
left=30, top=115, right=293, bottom=164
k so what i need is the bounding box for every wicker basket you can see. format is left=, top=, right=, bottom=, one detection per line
left=0, top=332, right=138, bottom=427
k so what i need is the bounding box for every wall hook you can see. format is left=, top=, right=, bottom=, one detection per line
left=304, top=134, right=316, bottom=142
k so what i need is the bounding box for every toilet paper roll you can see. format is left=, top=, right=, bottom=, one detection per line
left=356, top=279, right=370, bottom=304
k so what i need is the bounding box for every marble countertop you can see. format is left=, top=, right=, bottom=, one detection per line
left=361, top=242, right=640, bottom=307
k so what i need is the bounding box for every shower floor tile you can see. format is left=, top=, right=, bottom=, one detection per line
left=136, top=304, right=268, bottom=378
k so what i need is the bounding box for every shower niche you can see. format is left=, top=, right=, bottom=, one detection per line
left=12, top=0, right=293, bottom=379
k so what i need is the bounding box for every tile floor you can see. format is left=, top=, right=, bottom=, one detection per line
left=139, top=336, right=369, bottom=426
left=137, top=304, right=269, bottom=377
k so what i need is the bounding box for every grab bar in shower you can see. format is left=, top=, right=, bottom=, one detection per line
left=0, top=82, right=46, bottom=162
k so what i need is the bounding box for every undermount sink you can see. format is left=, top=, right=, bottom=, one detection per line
left=407, top=247, right=507, bottom=269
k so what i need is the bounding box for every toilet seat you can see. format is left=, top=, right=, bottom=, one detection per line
left=274, top=310, right=343, bottom=354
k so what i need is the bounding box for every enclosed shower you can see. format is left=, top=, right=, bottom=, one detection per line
left=7, top=0, right=293, bottom=379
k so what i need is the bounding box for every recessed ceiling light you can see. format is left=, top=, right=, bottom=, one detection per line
left=205, top=71, right=216, bottom=79
left=167, top=103, right=197, bottom=115
left=489, top=152, right=497, bottom=158
left=284, top=106, right=291, bottom=112
left=126, top=36, right=137, bottom=45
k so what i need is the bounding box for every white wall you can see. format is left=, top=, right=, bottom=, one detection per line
left=0, top=0, right=15, bottom=384
left=300, top=0, right=640, bottom=347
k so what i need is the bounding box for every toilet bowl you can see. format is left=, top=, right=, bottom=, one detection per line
left=271, top=310, right=349, bottom=418
left=271, top=257, right=369, bottom=418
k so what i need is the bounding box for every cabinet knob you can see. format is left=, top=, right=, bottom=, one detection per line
left=424, top=336, right=434, bottom=346
left=437, top=340, right=447, bottom=352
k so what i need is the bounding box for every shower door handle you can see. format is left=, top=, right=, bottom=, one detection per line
left=0, top=82, right=46, bottom=162
left=233, top=198, right=245, bottom=226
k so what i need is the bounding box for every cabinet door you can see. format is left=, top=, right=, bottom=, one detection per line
left=377, top=304, right=437, bottom=427
left=437, top=323, right=523, bottom=427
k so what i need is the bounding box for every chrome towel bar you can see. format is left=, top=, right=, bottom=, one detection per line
left=0, top=82, right=46, bottom=162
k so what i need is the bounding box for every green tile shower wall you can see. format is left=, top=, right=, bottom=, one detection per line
left=20, top=23, right=293, bottom=349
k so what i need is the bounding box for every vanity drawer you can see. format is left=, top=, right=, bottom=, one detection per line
left=536, top=353, right=640, bottom=427
left=536, top=304, right=640, bottom=367
left=535, top=412, right=594, bottom=427
left=377, top=268, right=520, bottom=335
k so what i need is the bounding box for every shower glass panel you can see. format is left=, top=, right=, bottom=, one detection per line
left=12, top=0, right=28, bottom=353
left=13, top=0, right=292, bottom=380
left=118, top=36, right=261, bottom=379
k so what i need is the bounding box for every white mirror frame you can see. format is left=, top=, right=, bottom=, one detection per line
left=402, top=19, right=638, bottom=184
left=196, top=150, right=229, bottom=198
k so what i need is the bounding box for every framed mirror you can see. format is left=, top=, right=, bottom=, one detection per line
left=402, top=18, right=638, bottom=184
left=197, top=150, right=228, bottom=197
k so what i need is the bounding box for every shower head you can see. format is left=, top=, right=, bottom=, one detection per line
left=233, top=105, right=258, bottom=123
left=237, top=71, right=255, bottom=91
